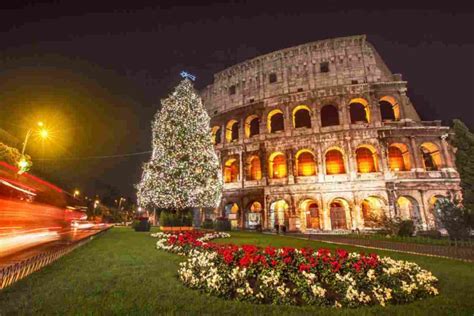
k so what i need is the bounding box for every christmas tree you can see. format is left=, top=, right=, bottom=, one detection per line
left=136, top=77, right=222, bottom=213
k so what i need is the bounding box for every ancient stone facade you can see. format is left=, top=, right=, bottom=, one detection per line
left=200, top=35, right=460, bottom=233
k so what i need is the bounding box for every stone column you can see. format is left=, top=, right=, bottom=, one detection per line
left=317, top=143, right=325, bottom=182
left=340, top=101, right=350, bottom=129
left=345, top=136, right=356, bottom=180
left=440, top=134, right=454, bottom=169
left=312, top=106, right=321, bottom=134
left=418, top=190, right=428, bottom=230
left=409, top=136, right=423, bottom=171
left=287, top=148, right=295, bottom=184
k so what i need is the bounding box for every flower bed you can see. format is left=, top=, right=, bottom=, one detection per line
left=151, top=231, right=439, bottom=308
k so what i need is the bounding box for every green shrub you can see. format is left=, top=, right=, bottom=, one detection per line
left=214, top=218, right=231, bottom=231
left=201, top=219, right=214, bottom=229
left=159, top=211, right=193, bottom=227
left=417, top=230, right=442, bottom=239
left=134, top=218, right=151, bottom=232
left=398, top=220, right=415, bottom=237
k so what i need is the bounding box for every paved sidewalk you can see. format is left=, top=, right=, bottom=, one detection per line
left=284, top=233, right=474, bottom=262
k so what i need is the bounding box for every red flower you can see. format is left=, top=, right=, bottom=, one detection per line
left=271, top=259, right=278, bottom=267
left=283, top=256, right=292, bottom=264
left=299, top=263, right=310, bottom=272
left=264, top=246, right=276, bottom=256
left=336, top=249, right=348, bottom=260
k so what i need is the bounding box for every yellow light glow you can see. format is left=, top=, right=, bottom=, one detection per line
left=39, top=129, right=49, bottom=139
left=18, top=159, right=29, bottom=169
left=37, top=121, right=44, bottom=127
left=74, top=190, right=80, bottom=196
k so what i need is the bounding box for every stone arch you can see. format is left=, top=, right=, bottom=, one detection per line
left=244, top=114, right=260, bottom=138
left=379, top=96, right=400, bottom=121
left=268, top=151, right=287, bottom=179
left=300, top=199, right=320, bottom=230
left=211, top=126, right=221, bottom=144
left=325, top=147, right=346, bottom=175
left=295, top=149, right=317, bottom=176
left=292, top=105, right=312, bottom=129
left=396, top=196, right=422, bottom=226
left=225, top=119, right=239, bottom=142
left=361, top=196, right=386, bottom=228
left=224, top=202, right=240, bottom=228
left=349, top=98, right=370, bottom=124
left=388, top=143, right=411, bottom=171
left=269, top=199, right=289, bottom=228
left=329, top=198, right=351, bottom=230
left=355, top=145, right=378, bottom=173
left=420, top=142, right=442, bottom=171
left=223, top=158, right=239, bottom=183
left=245, top=201, right=263, bottom=228
left=267, top=109, right=285, bottom=133
left=320, top=104, right=340, bottom=127
left=246, top=155, right=262, bottom=181
left=428, top=194, right=448, bottom=228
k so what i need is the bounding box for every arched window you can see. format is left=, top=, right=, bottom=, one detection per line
left=388, top=143, right=411, bottom=171
left=320, top=105, right=339, bottom=127
left=349, top=98, right=370, bottom=124
left=247, top=156, right=262, bottom=180
left=356, top=147, right=377, bottom=173
left=300, top=199, right=320, bottom=229
left=211, top=126, right=221, bottom=144
left=325, top=149, right=345, bottom=175
left=296, top=150, right=316, bottom=176
left=330, top=199, right=349, bottom=230
left=225, top=120, right=239, bottom=142
left=379, top=96, right=400, bottom=121
left=224, top=159, right=239, bottom=183
left=245, top=115, right=260, bottom=138
left=361, top=197, right=385, bottom=227
left=269, top=152, right=287, bottom=179
left=293, top=106, right=311, bottom=128
left=396, top=196, right=421, bottom=225
left=268, top=109, right=284, bottom=133
left=420, top=143, right=442, bottom=171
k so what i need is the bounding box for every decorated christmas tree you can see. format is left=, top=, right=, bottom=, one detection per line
left=136, top=77, right=222, bottom=214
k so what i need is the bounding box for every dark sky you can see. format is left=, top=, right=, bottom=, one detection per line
left=0, top=0, right=472, bottom=200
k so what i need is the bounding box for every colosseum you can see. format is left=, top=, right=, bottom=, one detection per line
left=200, top=34, right=461, bottom=233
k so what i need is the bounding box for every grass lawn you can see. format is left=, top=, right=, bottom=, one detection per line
left=0, top=227, right=473, bottom=315
left=329, top=233, right=474, bottom=247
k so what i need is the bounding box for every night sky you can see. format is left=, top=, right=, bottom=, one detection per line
left=0, top=0, right=472, bottom=200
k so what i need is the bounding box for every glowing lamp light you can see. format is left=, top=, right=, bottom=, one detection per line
left=39, top=129, right=49, bottom=139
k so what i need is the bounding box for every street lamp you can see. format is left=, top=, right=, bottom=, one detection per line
left=21, top=121, right=49, bottom=156
left=73, top=190, right=80, bottom=198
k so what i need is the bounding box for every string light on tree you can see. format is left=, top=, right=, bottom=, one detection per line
left=136, top=76, right=222, bottom=211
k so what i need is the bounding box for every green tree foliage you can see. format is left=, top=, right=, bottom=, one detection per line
left=450, top=119, right=474, bottom=211
left=0, top=142, right=32, bottom=170
left=435, top=199, right=471, bottom=240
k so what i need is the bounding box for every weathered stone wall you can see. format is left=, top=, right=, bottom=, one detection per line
left=201, top=35, right=459, bottom=233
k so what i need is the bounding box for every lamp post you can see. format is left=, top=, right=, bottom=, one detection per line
left=21, top=121, right=48, bottom=156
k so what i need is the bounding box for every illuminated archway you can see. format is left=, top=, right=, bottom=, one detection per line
left=224, top=202, right=240, bottom=228
left=244, top=115, right=260, bottom=138
left=349, top=98, right=370, bottom=123
left=224, top=158, right=238, bottom=183
left=292, top=105, right=312, bottom=129
left=225, top=120, right=239, bottom=142
left=356, top=146, right=378, bottom=173
left=300, top=199, right=320, bottom=229
left=320, top=104, right=339, bottom=127
left=211, top=126, right=221, bottom=144
left=388, top=143, right=411, bottom=171
left=325, top=149, right=345, bottom=175
left=267, top=109, right=284, bottom=133
left=246, top=201, right=262, bottom=228
left=269, top=152, right=287, bottom=179
left=379, top=96, right=400, bottom=121
left=420, top=142, right=442, bottom=171
left=295, top=149, right=316, bottom=176
left=361, top=197, right=385, bottom=227
left=396, top=196, right=421, bottom=224
left=330, top=198, right=350, bottom=230
left=270, top=199, right=289, bottom=227
left=247, top=155, right=262, bottom=180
